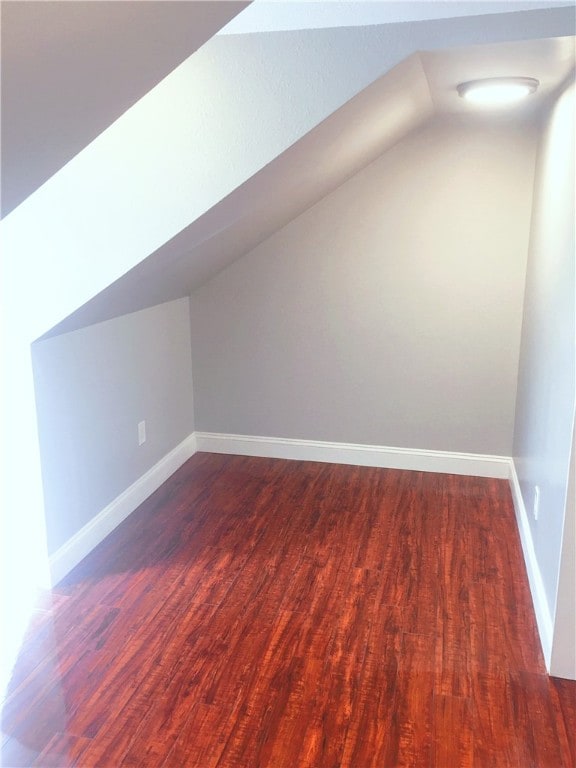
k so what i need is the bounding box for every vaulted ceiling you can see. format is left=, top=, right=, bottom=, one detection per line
left=219, top=0, right=575, bottom=34
left=0, top=0, right=247, bottom=216
left=1, top=2, right=574, bottom=342
left=39, top=33, right=576, bottom=339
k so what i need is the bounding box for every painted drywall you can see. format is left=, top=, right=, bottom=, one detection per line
left=40, top=53, right=435, bottom=338
left=190, top=116, right=537, bottom=455
left=1, top=1, right=247, bottom=216
left=2, top=10, right=572, bottom=348
left=220, top=1, right=575, bottom=35
left=40, top=36, right=575, bottom=340
left=550, top=418, right=576, bottom=679
left=32, top=298, right=194, bottom=554
left=513, top=80, right=576, bottom=673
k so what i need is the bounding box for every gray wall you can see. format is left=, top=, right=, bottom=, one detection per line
left=513, top=81, right=576, bottom=666
left=551, top=420, right=576, bottom=679
left=190, top=116, right=537, bottom=455
left=32, top=298, right=194, bottom=554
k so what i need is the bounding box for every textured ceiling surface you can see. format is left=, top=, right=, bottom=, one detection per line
left=40, top=32, right=575, bottom=340
left=0, top=0, right=247, bottom=216
left=220, top=0, right=575, bottom=35
left=2, top=2, right=573, bottom=339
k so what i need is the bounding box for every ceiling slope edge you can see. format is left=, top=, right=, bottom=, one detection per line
left=1, top=1, right=249, bottom=217
left=42, top=33, right=576, bottom=339
left=4, top=7, right=574, bottom=347
left=41, top=53, right=434, bottom=338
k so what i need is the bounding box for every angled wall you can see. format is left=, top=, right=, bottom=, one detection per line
left=550, top=421, right=576, bottom=679
left=0, top=1, right=247, bottom=216
left=32, top=298, right=194, bottom=555
left=2, top=11, right=571, bottom=344
left=190, top=116, right=537, bottom=455
left=4, top=17, right=441, bottom=694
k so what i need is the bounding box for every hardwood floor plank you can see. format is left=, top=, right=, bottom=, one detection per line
left=1, top=735, right=43, bottom=767
left=432, top=694, right=474, bottom=768
left=32, top=732, right=94, bottom=767
left=163, top=702, right=238, bottom=768
left=435, top=475, right=473, bottom=698
left=509, top=671, right=571, bottom=768
left=2, top=604, right=120, bottom=752
left=2, top=455, right=573, bottom=767
left=551, top=676, right=576, bottom=767
left=471, top=672, right=522, bottom=767
left=339, top=626, right=400, bottom=768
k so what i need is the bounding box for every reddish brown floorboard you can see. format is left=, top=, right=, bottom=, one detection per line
left=2, top=454, right=574, bottom=767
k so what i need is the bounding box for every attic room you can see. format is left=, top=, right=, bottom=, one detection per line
left=1, top=1, right=575, bottom=766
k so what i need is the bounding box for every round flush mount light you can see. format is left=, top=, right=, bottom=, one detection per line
left=457, top=77, right=539, bottom=106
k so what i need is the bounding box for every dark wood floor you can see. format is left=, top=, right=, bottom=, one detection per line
left=2, top=454, right=574, bottom=767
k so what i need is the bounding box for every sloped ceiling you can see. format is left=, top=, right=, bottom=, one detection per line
left=219, top=0, right=575, bottom=35
left=41, top=51, right=433, bottom=336
left=41, top=31, right=575, bottom=339
left=3, top=2, right=574, bottom=342
left=0, top=0, right=247, bottom=216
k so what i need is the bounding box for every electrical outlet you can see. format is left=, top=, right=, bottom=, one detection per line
left=138, top=420, right=146, bottom=446
left=533, top=485, right=540, bottom=521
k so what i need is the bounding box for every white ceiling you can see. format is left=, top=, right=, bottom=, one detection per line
left=0, top=0, right=247, bottom=216
left=3, top=1, right=572, bottom=219
left=220, top=1, right=575, bottom=35
left=2, top=2, right=573, bottom=339
left=41, top=33, right=576, bottom=339
left=423, top=34, right=575, bottom=113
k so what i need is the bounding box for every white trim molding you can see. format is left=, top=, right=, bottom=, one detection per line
left=194, top=432, right=511, bottom=478
left=49, top=433, right=197, bottom=585
left=508, top=459, right=553, bottom=669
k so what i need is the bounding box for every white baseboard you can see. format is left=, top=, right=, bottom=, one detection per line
left=49, top=433, right=197, bottom=585
left=194, top=432, right=511, bottom=478
left=508, top=460, right=553, bottom=669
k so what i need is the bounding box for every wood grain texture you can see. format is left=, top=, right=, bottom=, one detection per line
left=2, top=454, right=574, bottom=767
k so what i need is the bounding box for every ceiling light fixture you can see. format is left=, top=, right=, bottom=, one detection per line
left=457, top=77, right=539, bottom=106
